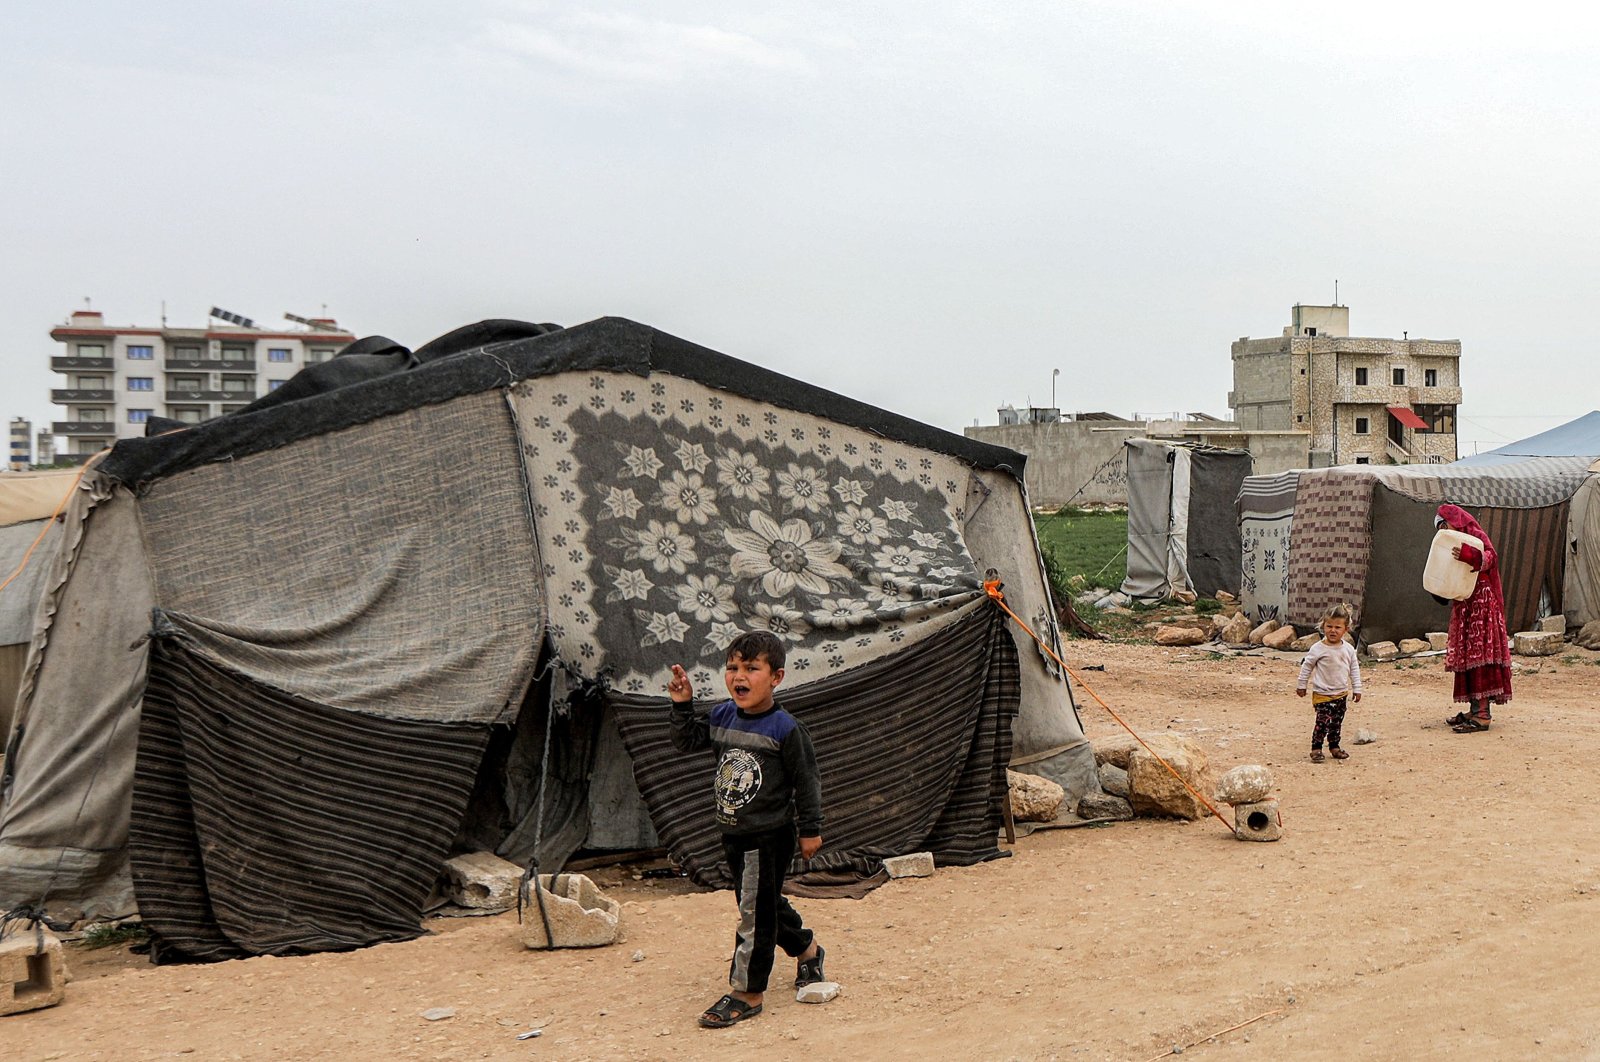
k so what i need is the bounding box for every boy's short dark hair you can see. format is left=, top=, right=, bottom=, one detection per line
left=726, top=630, right=786, bottom=670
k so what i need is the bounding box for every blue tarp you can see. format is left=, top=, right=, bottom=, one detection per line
left=1453, top=411, right=1600, bottom=467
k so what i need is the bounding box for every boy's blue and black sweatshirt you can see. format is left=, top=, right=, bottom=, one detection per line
left=670, top=698, right=824, bottom=837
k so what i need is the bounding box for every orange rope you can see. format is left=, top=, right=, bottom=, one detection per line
left=1140, top=1007, right=1285, bottom=1062
left=983, top=579, right=1235, bottom=833
left=0, top=457, right=101, bottom=597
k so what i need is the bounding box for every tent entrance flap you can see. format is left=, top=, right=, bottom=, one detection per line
left=1388, top=405, right=1429, bottom=430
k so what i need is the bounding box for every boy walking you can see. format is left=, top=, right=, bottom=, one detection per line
left=668, top=631, right=827, bottom=1028
left=1296, top=604, right=1363, bottom=762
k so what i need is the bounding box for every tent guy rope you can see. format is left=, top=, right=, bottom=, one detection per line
left=982, top=578, right=1234, bottom=833
left=0, top=455, right=100, bottom=597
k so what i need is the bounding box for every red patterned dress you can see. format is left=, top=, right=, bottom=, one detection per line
left=1438, top=504, right=1512, bottom=706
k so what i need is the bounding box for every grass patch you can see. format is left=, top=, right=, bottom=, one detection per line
left=1034, top=508, right=1127, bottom=593
left=76, top=921, right=148, bottom=950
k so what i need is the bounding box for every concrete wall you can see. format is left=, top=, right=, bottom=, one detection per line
left=964, top=422, right=1143, bottom=506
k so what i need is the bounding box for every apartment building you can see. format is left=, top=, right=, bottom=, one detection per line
left=8, top=418, right=30, bottom=471
left=48, top=309, right=355, bottom=463
left=1229, top=304, right=1461, bottom=467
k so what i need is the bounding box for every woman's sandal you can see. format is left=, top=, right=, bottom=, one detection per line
left=795, top=945, right=826, bottom=988
left=1329, top=748, right=1350, bottom=759
left=699, top=994, right=762, bottom=1028
left=1446, top=711, right=1472, bottom=727
left=1451, top=716, right=1491, bottom=733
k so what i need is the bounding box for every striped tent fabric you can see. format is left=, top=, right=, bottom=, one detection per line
left=1286, top=469, right=1377, bottom=627
left=130, top=639, right=490, bottom=961
left=1475, top=503, right=1570, bottom=636
left=609, top=602, right=1019, bottom=892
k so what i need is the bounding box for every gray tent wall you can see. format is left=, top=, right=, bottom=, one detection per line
left=0, top=317, right=1095, bottom=931
left=1121, top=439, right=1252, bottom=600
left=1564, top=463, right=1600, bottom=630
left=1, top=519, right=65, bottom=744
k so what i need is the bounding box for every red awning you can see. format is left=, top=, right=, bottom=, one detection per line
left=1388, top=405, right=1428, bottom=430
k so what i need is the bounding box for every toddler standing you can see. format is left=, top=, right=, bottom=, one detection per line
left=1295, top=604, right=1363, bottom=762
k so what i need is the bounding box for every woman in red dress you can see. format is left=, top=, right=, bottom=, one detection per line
left=1437, top=503, right=1511, bottom=732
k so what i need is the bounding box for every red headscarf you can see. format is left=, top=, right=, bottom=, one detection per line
left=1436, top=503, right=1509, bottom=671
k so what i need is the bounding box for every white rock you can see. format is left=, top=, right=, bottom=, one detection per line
left=1514, top=630, right=1562, bottom=656
left=1540, top=615, right=1567, bottom=635
left=421, top=1007, right=456, bottom=1021
left=1215, top=764, right=1274, bottom=805
left=1007, top=770, right=1066, bottom=822
left=1353, top=729, right=1378, bottom=745
left=439, top=850, right=525, bottom=912
left=796, top=981, right=841, bottom=1004
left=1366, top=641, right=1399, bottom=661
left=883, top=852, right=935, bottom=878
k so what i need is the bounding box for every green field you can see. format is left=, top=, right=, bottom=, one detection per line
left=1032, top=508, right=1128, bottom=594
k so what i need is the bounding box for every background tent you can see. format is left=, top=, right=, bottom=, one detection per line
left=1563, top=459, right=1600, bottom=631
left=1121, top=439, right=1252, bottom=600
left=0, top=471, right=76, bottom=742
left=0, top=318, right=1094, bottom=961
left=1263, top=456, right=1592, bottom=645
left=1453, top=411, right=1600, bottom=467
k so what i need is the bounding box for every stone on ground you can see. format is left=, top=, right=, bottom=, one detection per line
left=797, top=981, right=841, bottom=1003
left=883, top=852, right=935, bottom=879
left=1292, top=633, right=1320, bottom=651
left=1233, top=799, right=1282, bottom=842
left=521, top=873, right=622, bottom=949
left=1098, top=762, right=1130, bottom=798
left=1514, top=630, right=1562, bottom=656
left=1126, top=734, right=1214, bottom=820
left=1262, top=626, right=1298, bottom=650
left=1576, top=620, right=1600, bottom=651
left=1397, top=638, right=1430, bottom=656
left=1076, top=791, right=1134, bottom=821
left=1248, top=619, right=1281, bottom=646
left=1427, top=632, right=1450, bottom=651
left=1214, top=590, right=1236, bottom=603
left=440, top=850, right=524, bottom=912
left=1540, top=615, right=1567, bottom=635
left=1155, top=625, right=1208, bottom=647
left=1215, top=764, right=1274, bottom=805
left=1007, top=770, right=1066, bottom=822
left=1353, top=729, right=1378, bottom=745
left=1220, top=612, right=1253, bottom=647
left=1093, top=731, right=1198, bottom=770
left=1366, top=641, right=1399, bottom=661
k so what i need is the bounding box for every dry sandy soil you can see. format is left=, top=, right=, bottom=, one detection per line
left=11, top=639, right=1600, bottom=1061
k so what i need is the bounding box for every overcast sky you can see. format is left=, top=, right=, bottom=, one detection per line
left=4, top=1, right=1596, bottom=457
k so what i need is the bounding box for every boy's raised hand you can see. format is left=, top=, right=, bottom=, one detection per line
left=667, top=663, right=693, bottom=703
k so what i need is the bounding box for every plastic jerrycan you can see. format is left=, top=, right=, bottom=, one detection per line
left=1423, top=528, right=1482, bottom=601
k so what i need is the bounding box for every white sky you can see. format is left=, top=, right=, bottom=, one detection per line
left=3, top=1, right=1597, bottom=457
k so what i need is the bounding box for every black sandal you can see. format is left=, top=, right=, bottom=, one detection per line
left=699, top=994, right=762, bottom=1028
left=1446, top=711, right=1472, bottom=727
left=795, top=944, right=826, bottom=988
left=1451, top=716, right=1491, bottom=733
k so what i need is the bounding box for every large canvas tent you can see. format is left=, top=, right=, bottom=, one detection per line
left=1239, top=456, right=1592, bottom=644
left=1453, top=410, right=1600, bottom=467
left=1121, top=439, right=1252, bottom=600
left=0, top=318, right=1094, bottom=962
left=0, top=471, right=76, bottom=741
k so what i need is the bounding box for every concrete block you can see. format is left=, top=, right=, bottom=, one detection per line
left=1513, top=630, right=1563, bottom=657
left=883, top=852, right=935, bottom=879
left=1233, top=799, right=1282, bottom=843
left=1366, top=641, right=1399, bottom=661
left=1397, top=638, right=1430, bottom=656
left=0, top=927, right=68, bottom=1016
left=1427, top=632, right=1449, bottom=652
left=440, top=851, right=524, bottom=912
left=521, top=874, right=621, bottom=949
left=1539, top=615, right=1567, bottom=635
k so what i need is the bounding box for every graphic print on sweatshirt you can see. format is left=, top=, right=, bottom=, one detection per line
left=715, top=748, right=764, bottom=821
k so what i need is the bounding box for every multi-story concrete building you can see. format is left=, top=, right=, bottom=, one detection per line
left=48, top=308, right=355, bottom=464
left=1229, top=304, right=1461, bottom=467
left=8, top=418, right=31, bottom=471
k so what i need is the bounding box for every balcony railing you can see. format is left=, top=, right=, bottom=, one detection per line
left=52, top=356, right=114, bottom=371
left=52, top=389, right=115, bottom=403
left=165, top=357, right=257, bottom=371
left=165, top=389, right=230, bottom=402
left=52, top=421, right=118, bottom=436
left=56, top=452, right=103, bottom=466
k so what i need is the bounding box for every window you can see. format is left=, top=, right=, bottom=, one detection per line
left=1355, top=457, right=1370, bottom=464
left=267, top=348, right=292, bottom=362
left=127, top=377, right=153, bottom=391
left=128, top=410, right=151, bottom=424
left=1392, top=367, right=1406, bottom=385
left=268, top=380, right=287, bottom=391
left=1425, top=368, right=1437, bottom=387
left=308, top=348, right=334, bottom=364
left=1414, top=404, right=1456, bottom=434
left=173, top=345, right=201, bottom=360
left=222, top=377, right=253, bottom=394
left=77, top=345, right=104, bottom=358
left=1355, top=368, right=1368, bottom=385
left=172, top=408, right=205, bottom=425
left=127, top=345, right=154, bottom=360
left=1355, top=417, right=1370, bottom=435
left=171, top=375, right=204, bottom=390
left=77, top=375, right=104, bottom=389
left=79, top=409, right=105, bottom=421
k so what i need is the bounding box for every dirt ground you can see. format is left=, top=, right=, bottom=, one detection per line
left=12, top=639, right=1600, bottom=1061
